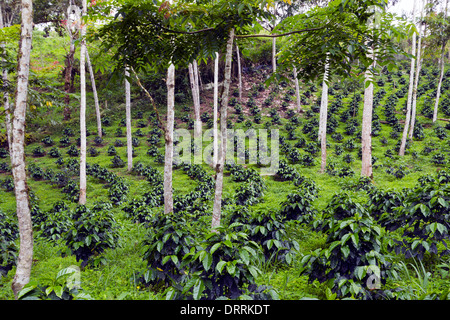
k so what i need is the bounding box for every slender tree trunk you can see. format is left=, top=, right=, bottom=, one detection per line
left=212, top=28, right=234, bottom=230
left=399, top=0, right=417, bottom=156
left=361, top=56, right=375, bottom=178
left=188, top=62, right=202, bottom=163
left=409, top=23, right=423, bottom=140
left=79, top=0, right=87, bottom=205
left=0, top=9, right=12, bottom=150
left=236, top=44, right=242, bottom=103
left=164, top=64, right=175, bottom=214
left=433, top=0, right=449, bottom=123
left=409, top=0, right=425, bottom=140
left=293, top=66, right=301, bottom=113
left=318, top=59, right=329, bottom=174
left=10, top=0, right=33, bottom=299
left=193, top=60, right=202, bottom=135
left=213, top=52, right=219, bottom=167
left=272, top=37, right=276, bottom=73
left=125, top=67, right=132, bottom=172
left=86, top=49, right=102, bottom=137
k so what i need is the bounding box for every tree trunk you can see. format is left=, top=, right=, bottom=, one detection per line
left=213, top=52, right=219, bottom=167
left=318, top=59, right=329, bottom=174
left=193, top=60, right=201, bottom=130
left=408, top=23, right=423, bottom=140
left=399, top=0, right=417, bottom=156
left=236, top=44, right=242, bottom=103
left=78, top=0, right=87, bottom=205
left=188, top=62, right=202, bottom=163
left=433, top=0, right=448, bottom=123
left=86, top=49, right=102, bottom=137
left=125, top=68, right=132, bottom=172
left=293, top=66, right=301, bottom=113
left=0, top=9, right=12, bottom=150
left=272, top=37, right=276, bottom=73
left=211, top=28, right=234, bottom=230
left=361, top=60, right=375, bottom=178
left=164, top=63, right=175, bottom=214
left=10, top=0, right=33, bottom=299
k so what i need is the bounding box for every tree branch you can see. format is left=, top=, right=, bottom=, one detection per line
left=161, top=26, right=216, bottom=34
left=235, top=26, right=326, bottom=39
left=130, top=66, right=167, bottom=135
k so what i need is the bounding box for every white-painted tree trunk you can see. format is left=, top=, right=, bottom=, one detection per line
left=272, top=37, right=276, bottom=73
left=125, top=68, right=132, bottom=172
left=409, top=0, right=425, bottom=140
left=188, top=62, right=202, bottom=163
left=293, top=66, right=301, bottom=113
left=79, top=0, right=87, bottom=205
left=164, top=64, right=175, bottom=214
left=193, top=60, right=202, bottom=137
left=433, top=0, right=449, bottom=123
left=399, top=0, right=417, bottom=156
left=236, top=44, right=242, bottom=103
left=86, top=49, right=102, bottom=138
left=213, top=52, right=219, bottom=167
left=318, top=59, right=329, bottom=174
left=361, top=59, right=375, bottom=178
left=212, top=28, right=234, bottom=230
left=0, top=9, right=12, bottom=150
left=10, top=0, right=33, bottom=299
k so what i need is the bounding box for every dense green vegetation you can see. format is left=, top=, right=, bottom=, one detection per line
left=1, top=21, right=450, bottom=300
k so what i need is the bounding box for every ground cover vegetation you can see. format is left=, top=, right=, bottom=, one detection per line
left=1, top=0, right=450, bottom=301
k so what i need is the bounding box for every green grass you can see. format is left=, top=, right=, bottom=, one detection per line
left=1, top=34, right=450, bottom=300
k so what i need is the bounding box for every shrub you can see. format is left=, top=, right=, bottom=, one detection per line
left=32, top=145, right=46, bottom=157
left=66, top=145, right=79, bottom=157
left=59, top=136, right=71, bottom=148
left=173, top=224, right=267, bottom=300
left=111, top=155, right=125, bottom=168
left=302, top=193, right=393, bottom=299
left=141, top=211, right=197, bottom=288
left=48, top=147, right=61, bottom=158
left=41, top=136, right=54, bottom=146
left=0, top=210, right=18, bottom=277
left=93, top=136, right=103, bottom=146
left=385, top=177, right=450, bottom=261
left=64, top=205, right=119, bottom=268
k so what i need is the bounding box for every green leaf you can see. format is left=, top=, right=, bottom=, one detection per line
left=182, top=278, right=197, bottom=294
left=45, top=286, right=54, bottom=297
left=412, top=239, right=420, bottom=251
left=54, top=285, right=63, bottom=298
left=202, top=253, right=212, bottom=271
left=223, top=240, right=233, bottom=248
left=341, top=233, right=351, bottom=245
left=351, top=234, right=359, bottom=248
left=17, top=284, right=37, bottom=299
left=216, top=260, right=226, bottom=274
left=210, top=243, right=221, bottom=254
left=193, top=280, right=205, bottom=300
left=341, top=245, right=350, bottom=259
left=240, top=249, right=250, bottom=265
left=438, top=198, right=448, bottom=208
left=226, top=263, right=236, bottom=276
left=85, top=235, right=91, bottom=247
left=248, top=265, right=261, bottom=280
left=171, top=255, right=179, bottom=265
left=354, top=266, right=366, bottom=281
left=437, top=223, right=447, bottom=235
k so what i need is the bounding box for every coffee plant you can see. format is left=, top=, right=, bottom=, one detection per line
left=64, top=205, right=119, bottom=268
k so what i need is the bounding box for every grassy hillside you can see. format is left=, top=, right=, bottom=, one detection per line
left=0, top=31, right=450, bottom=300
